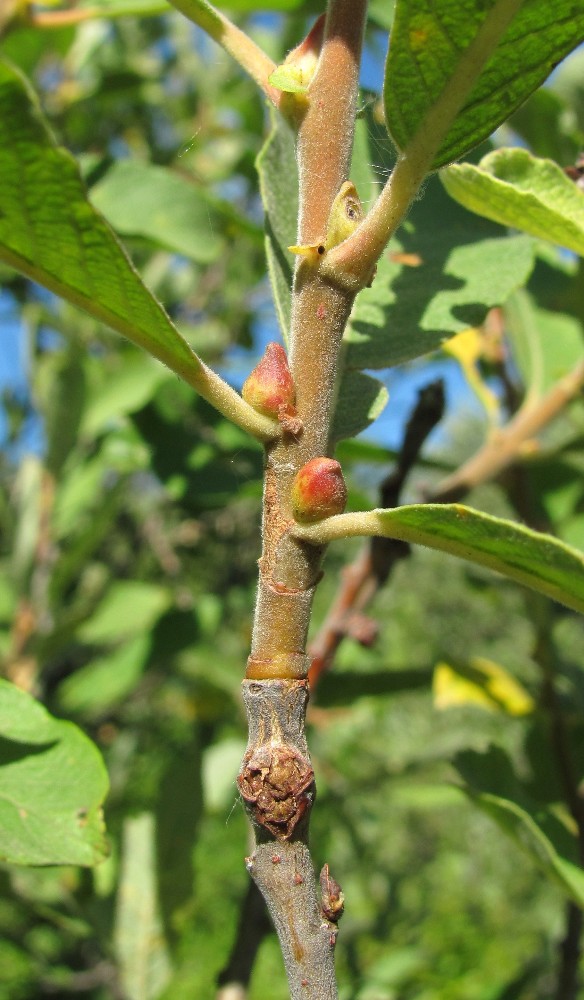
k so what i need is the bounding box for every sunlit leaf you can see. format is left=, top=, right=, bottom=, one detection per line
left=434, top=657, right=535, bottom=715
left=0, top=60, right=202, bottom=383
left=293, top=503, right=584, bottom=614
left=0, top=680, right=108, bottom=866
left=76, top=581, right=171, bottom=644
left=385, top=0, right=584, bottom=169
left=58, top=635, right=151, bottom=715
left=442, top=149, right=584, bottom=255
left=0, top=61, right=271, bottom=438
left=344, top=174, right=534, bottom=369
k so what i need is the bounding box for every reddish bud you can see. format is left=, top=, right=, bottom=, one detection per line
left=242, top=343, right=296, bottom=421
left=320, top=863, right=345, bottom=923
left=291, top=458, right=347, bottom=524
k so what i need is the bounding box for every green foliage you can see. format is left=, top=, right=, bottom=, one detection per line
left=0, top=2, right=583, bottom=999
left=442, top=148, right=584, bottom=255
left=344, top=170, right=536, bottom=367
left=0, top=60, right=205, bottom=387
left=296, top=503, right=584, bottom=614
left=385, top=0, right=584, bottom=169
left=0, top=680, right=108, bottom=865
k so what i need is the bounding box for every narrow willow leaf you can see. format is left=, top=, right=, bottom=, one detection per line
left=0, top=60, right=275, bottom=440
left=461, top=789, right=584, bottom=907
left=0, top=679, right=108, bottom=866
left=385, top=0, right=584, bottom=170
left=114, top=814, right=172, bottom=1000
left=442, top=149, right=584, bottom=256
left=434, top=658, right=535, bottom=715
left=256, top=107, right=297, bottom=342
left=293, top=503, right=584, bottom=614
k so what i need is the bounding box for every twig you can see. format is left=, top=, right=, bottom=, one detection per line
left=427, top=359, right=584, bottom=503
left=239, top=680, right=340, bottom=1000
left=166, top=0, right=281, bottom=106
left=237, top=2, right=368, bottom=995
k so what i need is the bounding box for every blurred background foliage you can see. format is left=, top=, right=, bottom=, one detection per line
left=0, top=3, right=584, bottom=998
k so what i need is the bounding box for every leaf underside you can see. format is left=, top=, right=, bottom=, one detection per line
left=441, top=148, right=584, bottom=255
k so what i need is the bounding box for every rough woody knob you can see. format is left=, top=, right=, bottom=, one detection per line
left=291, top=458, right=347, bottom=523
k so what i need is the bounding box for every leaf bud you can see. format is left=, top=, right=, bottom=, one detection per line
left=291, top=458, right=347, bottom=523
left=242, top=343, right=296, bottom=421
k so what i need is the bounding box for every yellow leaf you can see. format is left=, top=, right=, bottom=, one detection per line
left=433, top=657, right=534, bottom=715
left=444, top=328, right=500, bottom=420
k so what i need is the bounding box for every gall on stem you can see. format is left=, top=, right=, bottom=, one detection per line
left=288, top=181, right=363, bottom=263
left=242, top=342, right=303, bottom=436
left=291, top=458, right=347, bottom=524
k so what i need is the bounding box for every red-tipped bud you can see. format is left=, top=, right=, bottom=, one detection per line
left=242, top=343, right=296, bottom=420
left=291, top=458, right=347, bottom=523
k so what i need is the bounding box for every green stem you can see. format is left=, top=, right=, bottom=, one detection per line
left=322, top=0, right=525, bottom=290
left=166, top=0, right=281, bottom=105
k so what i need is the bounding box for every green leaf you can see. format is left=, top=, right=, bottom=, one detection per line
left=80, top=354, right=168, bottom=439
left=507, top=87, right=584, bottom=164
left=202, top=737, right=246, bottom=812
left=330, top=370, right=389, bottom=444
left=90, top=160, right=224, bottom=264
left=293, top=503, right=584, bottom=615
left=114, top=813, right=172, bottom=1000
left=156, top=735, right=203, bottom=941
left=0, top=679, right=108, bottom=866
left=76, top=581, right=171, bottom=645
left=504, top=290, right=584, bottom=398
left=442, top=149, right=584, bottom=256
left=268, top=65, right=309, bottom=94
left=466, top=792, right=584, bottom=907
left=385, top=0, right=584, bottom=170
left=0, top=60, right=273, bottom=439
left=0, top=60, right=202, bottom=383
left=345, top=175, right=534, bottom=369
left=256, top=107, right=297, bottom=342
left=58, top=635, right=151, bottom=716
left=454, top=747, right=584, bottom=907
